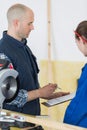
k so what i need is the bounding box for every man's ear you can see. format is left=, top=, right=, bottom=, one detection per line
left=13, top=19, right=19, bottom=27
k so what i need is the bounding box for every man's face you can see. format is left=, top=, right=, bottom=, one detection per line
left=17, top=10, right=34, bottom=40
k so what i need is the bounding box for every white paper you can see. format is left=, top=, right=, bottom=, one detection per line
left=42, top=92, right=76, bottom=107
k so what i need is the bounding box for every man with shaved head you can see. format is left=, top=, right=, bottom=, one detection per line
left=0, top=3, right=69, bottom=115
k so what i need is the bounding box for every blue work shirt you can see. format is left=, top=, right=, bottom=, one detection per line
left=64, top=63, right=87, bottom=128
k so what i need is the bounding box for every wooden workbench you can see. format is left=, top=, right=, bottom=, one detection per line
left=0, top=109, right=87, bottom=130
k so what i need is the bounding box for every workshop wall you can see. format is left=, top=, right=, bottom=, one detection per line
left=39, top=61, right=85, bottom=122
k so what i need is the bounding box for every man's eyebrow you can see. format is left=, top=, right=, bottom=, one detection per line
left=28, top=22, right=33, bottom=25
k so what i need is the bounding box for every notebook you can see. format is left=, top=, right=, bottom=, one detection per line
left=42, top=92, right=76, bottom=107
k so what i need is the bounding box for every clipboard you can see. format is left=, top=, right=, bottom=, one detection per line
left=42, top=92, right=76, bottom=107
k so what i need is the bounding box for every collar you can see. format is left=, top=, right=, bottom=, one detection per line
left=3, top=31, right=27, bottom=47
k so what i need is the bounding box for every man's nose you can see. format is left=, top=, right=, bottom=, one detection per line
left=30, top=24, right=34, bottom=30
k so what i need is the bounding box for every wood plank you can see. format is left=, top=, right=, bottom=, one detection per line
left=2, top=109, right=87, bottom=130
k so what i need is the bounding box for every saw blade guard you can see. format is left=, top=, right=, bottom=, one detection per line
left=0, top=69, right=18, bottom=103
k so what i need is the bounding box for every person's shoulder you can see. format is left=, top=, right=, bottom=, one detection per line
left=82, top=63, right=87, bottom=71
left=0, top=38, right=5, bottom=45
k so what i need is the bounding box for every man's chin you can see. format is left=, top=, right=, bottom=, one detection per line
left=26, top=33, right=30, bottom=38
left=24, top=35, right=29, bottom=39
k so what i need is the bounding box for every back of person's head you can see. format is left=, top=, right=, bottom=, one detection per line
left=74, top=21, right=87, bottom=41
left=7, top=3, right=32, bottom=25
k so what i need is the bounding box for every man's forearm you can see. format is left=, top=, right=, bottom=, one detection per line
left=27, top=89, right=40, bottom=101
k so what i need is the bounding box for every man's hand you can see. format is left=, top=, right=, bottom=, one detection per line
left=38, top=83, right=57, bottom=99
left=46, top=92, right=70, bottom=100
